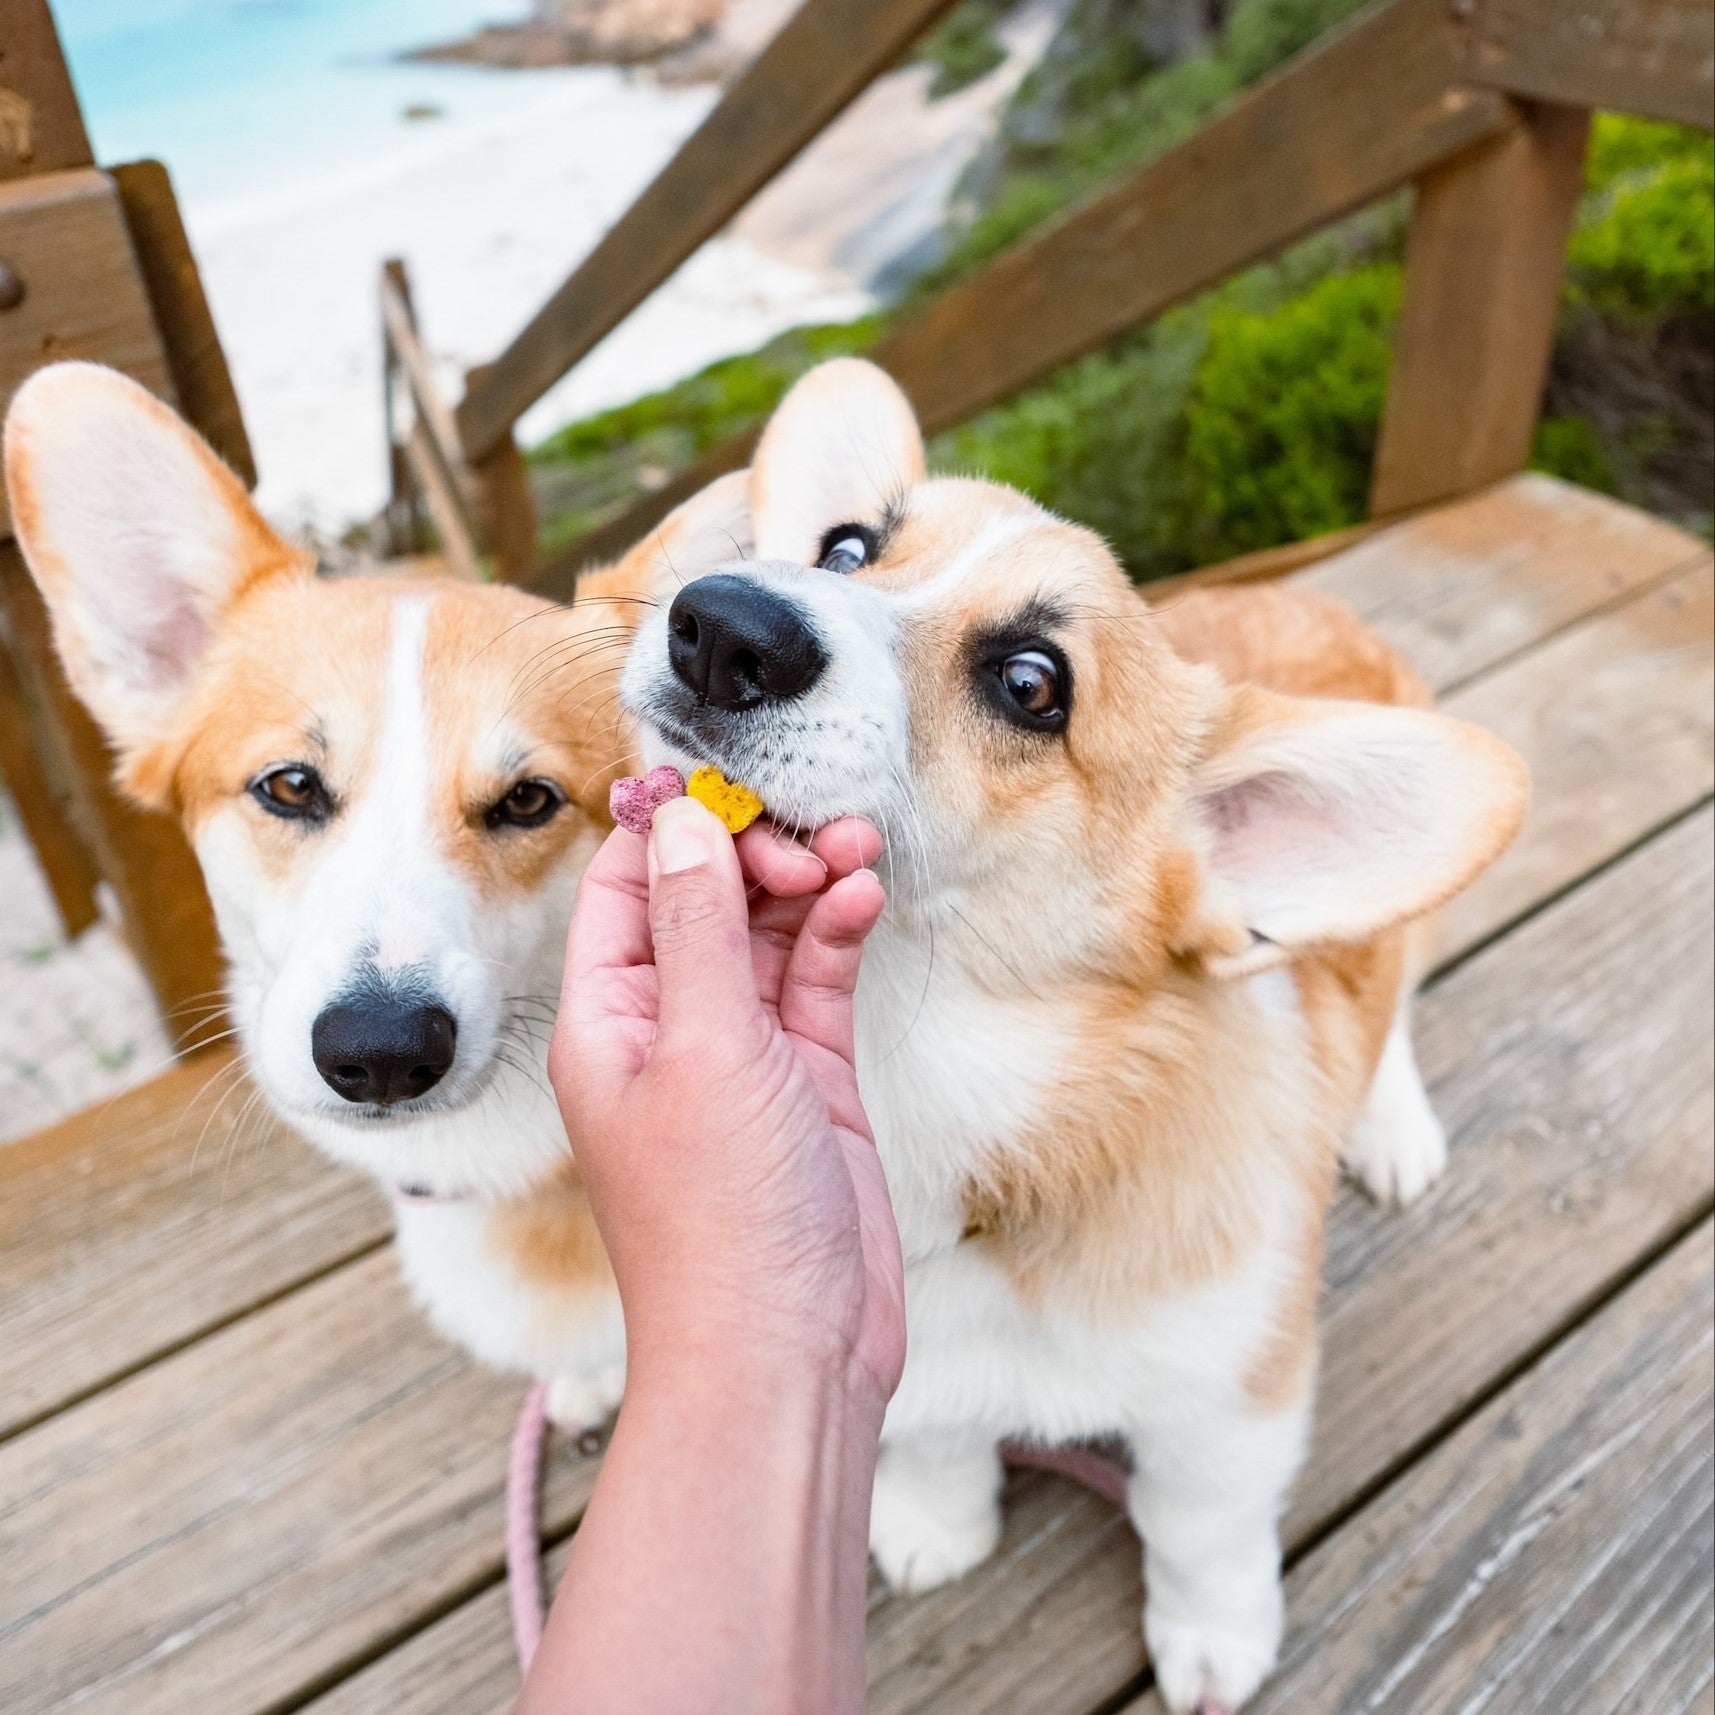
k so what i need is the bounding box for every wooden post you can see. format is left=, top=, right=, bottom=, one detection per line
left=0, top=625, right=99, bottom=935
left=0, top=0, right=94, bottom=182
left=465, top=362, right=536, bottom=584
left=0, top=545, right=225, bottom=1050
left=1370, top=102, right=1591, bottom=517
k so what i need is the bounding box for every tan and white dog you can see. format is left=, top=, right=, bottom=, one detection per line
left=3, top=362, right=754, bottom=1429
left=620, top=360, right=1528, bottom=1711
left=11, top=358, right=1526, bottom=1711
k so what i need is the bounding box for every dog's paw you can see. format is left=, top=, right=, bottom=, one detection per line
left=546, top=1363, right=625, bottom=1435
left=869, top=1474, right=1001, bottom=1595
left=1344, top=1099, right=1447, bottom=1209
left=1146, top=1604, right=1280, bottom=1715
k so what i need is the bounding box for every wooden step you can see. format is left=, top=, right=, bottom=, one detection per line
left=1125, top=1217, right=1715, bottom=1715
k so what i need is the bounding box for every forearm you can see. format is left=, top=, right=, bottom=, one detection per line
left=517, top=1347, right=884, bottom=1715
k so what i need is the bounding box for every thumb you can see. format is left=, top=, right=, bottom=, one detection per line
left=646, top=796, right=761, bottom=1047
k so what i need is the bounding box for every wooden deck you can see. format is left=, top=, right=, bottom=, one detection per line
left=2, top=474, right=1711, bottom=1715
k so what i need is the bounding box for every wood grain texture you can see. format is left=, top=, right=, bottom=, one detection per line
left=1468, top=0, right=1715, bottom=132
left=857, top=810, right=1714, bottom=1715
left=0, top=542, right=225, bottom=1047
left=0, top=0, right=93, bottom=182
left=0, top=168, right=175, bottom=538
left=110, top=159, right=255, bottom=488
left=0, top=1252, right=605, bottom=1715
left=1299, top=473, right=1710, bottom=696
left=0, top=1049, right=389, bottom=1441
left=0, top=620, right=98, bottom=935
left=268, top=809, right=1715, bottom=1715
left=1438, top=557, right=1713, bottom=962
left=1125, top=1221, right=1715, bottom=1715
left=534, top=0, right=1515, bottom=586
left=456, top=0, right=962, bottom=461
left=1370, top=102, right=1591, bottom=517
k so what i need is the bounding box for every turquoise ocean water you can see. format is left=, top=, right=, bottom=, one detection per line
left=54, top=0, right=538, bottom=209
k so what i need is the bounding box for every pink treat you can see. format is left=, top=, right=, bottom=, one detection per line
left=608, top=765, right=686, bottom=834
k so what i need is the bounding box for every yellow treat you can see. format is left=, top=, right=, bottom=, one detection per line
left=687, top=766, right=765, bottom=834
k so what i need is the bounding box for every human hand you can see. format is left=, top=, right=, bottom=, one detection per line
left=549, top=800, right=903, bottom=1414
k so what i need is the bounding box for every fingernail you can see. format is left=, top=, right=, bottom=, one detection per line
left=652, top=795, right=720, bottom=874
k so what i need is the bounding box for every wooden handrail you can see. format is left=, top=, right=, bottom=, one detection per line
left=1465, top=0, right=1715, bottom=130
left=528, top=0, right=1514, bottom=593
left=454, top=0, right=962, bottom=463
left=380, top=259, right=484, bottom=579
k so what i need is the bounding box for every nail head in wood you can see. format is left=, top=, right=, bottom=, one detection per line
left=0, top=261, right=25, bottom=312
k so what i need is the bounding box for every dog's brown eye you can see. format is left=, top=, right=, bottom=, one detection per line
left=250, top=764, right=332, bottom=823
left=488, top=777, right=564, bottom=831
left=1000, top=650, right=1062, bottom=719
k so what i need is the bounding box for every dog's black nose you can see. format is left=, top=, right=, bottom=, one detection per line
left=667, top=574, right=826, bottom=711
left=312, top=996, right=457, bottom=1106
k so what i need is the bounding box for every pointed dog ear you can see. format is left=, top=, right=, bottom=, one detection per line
left=1178, top=684, right=1529, bottom=979
left=749, top=359, right=924, bottom=564
left=4, top=362, right=306, bottom=755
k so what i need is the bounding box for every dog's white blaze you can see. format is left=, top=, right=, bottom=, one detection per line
left=897, top=510, right=1046, bottom=611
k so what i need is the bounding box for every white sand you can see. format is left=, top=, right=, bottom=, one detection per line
left=191, top=63, right=871, bottom=532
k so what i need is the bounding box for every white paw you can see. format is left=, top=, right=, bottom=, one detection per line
left=546, top=1362, right=625, bottom=1435
left=1344, top=1100, right=1447, bottom=1209
left=1146, top=1602, right=1281, bottom=1714
left=869, top=1476, right=1001, bottom=1595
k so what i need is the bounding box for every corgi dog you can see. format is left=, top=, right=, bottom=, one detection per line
left=620, top=359, right=1528, bottom=1711
left=3, top=362, right=757, bottom=1430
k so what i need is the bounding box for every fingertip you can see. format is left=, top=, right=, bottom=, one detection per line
left=820, top=867, right=887, bottom=940
left=737, top=820, right=828, bottom=897
left=810, top=817, right=884, bottom=878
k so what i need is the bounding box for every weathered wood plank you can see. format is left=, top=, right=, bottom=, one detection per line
left=111, top=159, right=255, bottom=488
left=1125, top=1219, right=1715, bottom=1715
left=0, top=0, right=93, bottom=183
left=295, top=808, right=1714, bottom=1715
left=0, top=1252, right=606, bottom=1715
left=1370, top=104, right=1591, bottom=517
left=858, top=811, right=1714, bottom=1714
left=0, top=168, right=175, bottom=539
left=0, top=1049, right=389, bottom=1442
left=1439, top=557, right=1713, bottom=962
left=0, top=620, right=98, bottom=936
left=534, top=0, right=1514, bottom=588
left=1298, top=473, right=1709, bottom=696
left=1468, top=0, right=1715, bottom=132
left=456, top=0, right=962, bottom=463
left=0, top=542, right=225, bottom=1048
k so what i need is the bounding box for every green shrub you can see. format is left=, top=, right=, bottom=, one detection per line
left=1568, top=117, right=1713, bottom=324
left=1180, top=267, right=1399, bottom=555
left=915, top=0, right=1014, bottom=98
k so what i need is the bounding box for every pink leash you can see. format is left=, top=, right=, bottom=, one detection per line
left=503, top=1386, right=1131, bottom=1673
left=506, top=1383, right=552, bottom=1671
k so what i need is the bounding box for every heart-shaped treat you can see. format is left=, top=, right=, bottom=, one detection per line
left=608, top=765, right=686, bottom=834
left=686, top=765, right=765, bottom=834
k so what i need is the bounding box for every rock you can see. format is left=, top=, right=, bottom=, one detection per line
left=412, top=0, right=724, bottom=70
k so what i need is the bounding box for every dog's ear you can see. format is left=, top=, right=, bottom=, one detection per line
left=4, top=362, right=306, bottom=753
left=582, top=468, right=753, bottom=607
left=1177, top=685, right=1529, bottom=979
left=749, top=358, right=924, bottom=563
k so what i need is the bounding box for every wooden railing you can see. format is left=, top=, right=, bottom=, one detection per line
left=381, top=0, right=1713, bottom=596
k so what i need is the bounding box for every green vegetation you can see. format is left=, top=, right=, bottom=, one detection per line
left=913, top=0, right=1013, bottom=97
left=529, top=0, right=1713, bottom=574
